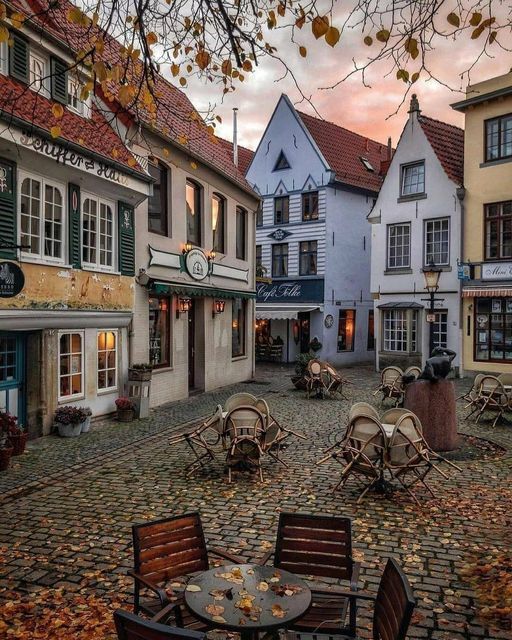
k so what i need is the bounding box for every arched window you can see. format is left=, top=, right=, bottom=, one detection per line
left=186, top=179, right=202, bottom=246
left=212, top=193, right=225, bottom=254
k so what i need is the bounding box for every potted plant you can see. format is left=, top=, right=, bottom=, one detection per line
left=6, top=418, right=28, bottom=456
left=115, top=397, right=135, bottom=422
left=54, top=406, right=88, bottom=438
left=309, top=337, right=323, bottom=353
left=79, top=407, right=92, bottom=433
left=291, top=353, right=315, bottom=390
left=128, top=363, right=153, bottom=382
left=0, top=411, right=15, bottom=471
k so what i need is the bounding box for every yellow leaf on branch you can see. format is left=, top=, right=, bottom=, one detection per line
left=50, top=126, right=61, bottom=139
left=312, top=16, right=329, bottom=39
left=446, top=12, right=460, bottom=28
left=299, top=46, right=307, bottom=58
left=51, top=104, right=64, bottom=119
left=325, top=26, right=340, bottom=47
left=195, top=51, right=210, bottom=70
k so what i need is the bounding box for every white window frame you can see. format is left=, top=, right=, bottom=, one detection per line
left=383, top=309, right=419, bottom=353
left=29, top=50, right=49, bottom=96
left=424, top=217, right=450, bottom=266
left=97, top=329, right=118, bottom=393
left=433, top=311, right=448, bottom=349
left=401, top=161, right=425, bottom=196
left=0, top=42, right=8, bottom=75
left=81, top=193, right=117, bottom=272
left=387, top=223, right=411, bottom=269
left=58, top=331, right=85, bottom=401
left=19, top=172, right=66, bottom=265
left=67, top=74, right=92, bottom=117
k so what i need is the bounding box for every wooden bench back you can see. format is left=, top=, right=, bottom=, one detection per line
left=114, top=609, right=205, bottom=640
left=373, top=558, right=415, bottom=640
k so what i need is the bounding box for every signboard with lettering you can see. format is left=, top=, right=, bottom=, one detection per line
left=457, top=263, right=471, bottom=280
left=482, top=262, right=512, bottom=281
left=0, top=262, right=24, bottom=298
left=256, top=279, right=324, bottom=303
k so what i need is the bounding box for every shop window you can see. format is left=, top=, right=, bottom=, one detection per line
left=486, top=114, right=512, bottom=162
left=387, top=223, right=411, bottom=269
left=149, top=296, right=171, bottom=368
left=59, top=332, right=83, bottom=399
left=485, top=201, right=512, bottom=260
left=424, top=217, right=449, bottom=266
left=383, top=309, right=418, bottom=352
left=337, top=309, right=356, bottom=352
left=256, top=206, right=263, bottom=227
left=148, top=162, right=168, bottom=235
left=236, top=206, right=247, bottom=260
left=433, top=312, right=448, bottom=349
left=475, top=298, right=512, bottom=362
left=232, top=298, right=246, bottom=357
left=186, top=179, right=202, bottom=246
left=302, top=191, right=319, bottom=221
left=274, top=196, right=289, bottom=225
left=299, top=240, right=317, bottom=275
left=212, top=194, right=225, bottom=253
left=401, top=161, right=425, bottom=196
left=20, top=175, right=64, bottom=262
left=82, top=196, right=115, bottom=270
left=97, top=331, right=117, bottom=391
left=367, top=309, right=375, bottom=350
left=272, top=243, right=288, bottom=277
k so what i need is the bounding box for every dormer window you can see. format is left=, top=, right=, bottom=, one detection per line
left=67, top=75, right=91, bottom=117
left=360, top=157, right=374, bottom=172
left=29, top=51, right=49, bottom=96
left=401, top=161, right=425, bottom=196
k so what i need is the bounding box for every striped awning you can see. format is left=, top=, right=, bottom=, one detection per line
left=462, top=288, right=512, bottom=297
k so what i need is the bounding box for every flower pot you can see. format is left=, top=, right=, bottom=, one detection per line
left=56, top=422, right=82, bottom=437
left=0, top=445, right=14, bottom=471
left=81, top=416, right=92, bottom=433
left=10, top=432, right=28, bottom=456
left=128, top=368, right=152, bottom=382
left=117, top=408, right=135, bottom=422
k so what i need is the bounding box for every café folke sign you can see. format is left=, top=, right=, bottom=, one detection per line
left=19, top=131, right=129, bottom=186
left=482, top=262, right=512, bottom=280
left=256, top=279, right=324, bottom=303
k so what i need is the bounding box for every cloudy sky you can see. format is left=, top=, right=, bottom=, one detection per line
left=185, top=12, right=510, bottom=151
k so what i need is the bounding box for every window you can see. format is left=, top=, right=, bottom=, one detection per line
left=485, top=201, right=512, bottom=260
left=272, top=243, right=288, bottom=277
left=387, top=223, right=411, bottom=269
left=433, top=312, right=448, bottom=349
left=401, top=162, right=425, bottom=196
left=0, top=42, right=8, bottom=75
left=274, top=196, right=289, bottom=225
left=236, top=206, right=246, bottom=260
left=148, top=163, right=168, bottom=235
left=360, top=157, right=374, bottom=172
left=212, top=194, right=225, bottom=253
left=337, top=310, right=356, bottom=352
left=232, top=298, right=246, bottom=357
left=299, top=240, right=317, bottom=275
left=302, top=191, right=319, bottom=221
left=149, top=296, right=171, bottom=368
left=425, top=217, right=450, bottom=266
left=486, top=114, right=512, bottom=162
left=97, top=331, right=117, bottom=391
left=256, top=244, right=262, bottom=272
left=256, top=206, right=263, bottom=227
left=383, top=309, right=419, bottom=352
left=29, top=51, right=48, bottom=95
left=273, top=151, right=290, bottom=171
left=475, top=298, right=512, bottom=362
left=67, top=75, right=90, bottom=116
left=82, top=196, right=115, bottom=269
left=59, top=332, right=83, bottom=399
left=367, top=309, right=375, bottom=350
left=186, top=180, right=201, bottom=246
left=20, top=176, right=64, bottom=261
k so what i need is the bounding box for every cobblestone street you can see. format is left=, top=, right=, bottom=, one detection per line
left=1, top=364, right=511, bottom=639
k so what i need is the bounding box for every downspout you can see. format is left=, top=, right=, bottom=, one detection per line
left=457, top=186, right=466, bottom=378
left=233, top=108, right=239, bottom=168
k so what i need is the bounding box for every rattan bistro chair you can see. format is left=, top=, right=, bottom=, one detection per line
left=374, top=366, right=404, bottom=406
left=224, top=392, right=259, bottom=412
left=349, top=402, right=380, bottom=422
left=475, top=375, right=511, bottom=427
left=224, top=405, right=266, bottom=482
left=305, top=359, right=327, bottom=398
left=323, top=362, right=350, bottom=399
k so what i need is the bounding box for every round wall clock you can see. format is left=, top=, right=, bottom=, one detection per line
left=324, top=314, right=334, bottom=328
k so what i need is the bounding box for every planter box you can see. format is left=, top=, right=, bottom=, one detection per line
left=0, top=445, right=13, bottom=471
left=81, top=416, right=92, bottom=433
left=117, top=408, right=135, bottom=422
left=10, top=432, right=28, bottom=455
left=56, top=422, right=82, bottom=438
left=128, top=368, right=152, bottom=382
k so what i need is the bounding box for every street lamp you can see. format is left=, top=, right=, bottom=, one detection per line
left=422, top=261, right=442, bottom=357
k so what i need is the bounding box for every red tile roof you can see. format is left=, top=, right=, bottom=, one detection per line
left=0, top=75, right=145, bottom=174
left=217, top=138, right=255, bottom=175
left=297, top=111, right=390, bottom=193
left=12, top=0, right=255, bottom=195
left=418, top=115, right=464, bottom=185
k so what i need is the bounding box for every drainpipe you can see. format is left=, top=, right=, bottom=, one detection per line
left=457, top=186, right=466, bottom=378
left=233, top=108, right=238, bottom=168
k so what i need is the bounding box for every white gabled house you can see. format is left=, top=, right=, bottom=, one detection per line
left=369, top=95, right=464, bottom=372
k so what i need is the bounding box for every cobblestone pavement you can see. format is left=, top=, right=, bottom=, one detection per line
left=1, top=364, right=511, bottom=639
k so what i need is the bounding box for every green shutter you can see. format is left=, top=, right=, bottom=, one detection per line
left=9, top=34, right=28, bottom=83
left=0, top=159, right=17, bottom=260
left=68, top=183, right=81, bottom=268
left=51, top=58, right=68, bottom=104
left=118, top=202, right=135, bottom=276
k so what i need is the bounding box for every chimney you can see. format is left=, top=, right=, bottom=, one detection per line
left=365, top=137, right=370, bottom=152
left=233, top=107, right=238, bottom=167
left=409, top=93, right=420, bottom=117
left=387, top=137, right=392, bottom=160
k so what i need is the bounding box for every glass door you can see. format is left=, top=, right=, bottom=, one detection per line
left=0, top=333, right=25, bottom=426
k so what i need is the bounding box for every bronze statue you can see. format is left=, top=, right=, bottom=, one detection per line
left=418, top=347, right=456, bottom=381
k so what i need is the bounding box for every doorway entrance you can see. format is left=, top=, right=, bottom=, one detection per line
left=0, top=333, right=25, bottom=426
left=188, top=299, right=195, bottom=390
left=298, top=312, right=310, bottom=353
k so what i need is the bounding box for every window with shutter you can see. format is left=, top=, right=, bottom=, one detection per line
left=68, top=184, right=81, bottom=268
left=50, top=57, right=68, bottom=104
left=118, top=202, right=135, bottom=276
left=0, top=159, right=17, bottom=260
left=9, top=35, right=28, bottom=83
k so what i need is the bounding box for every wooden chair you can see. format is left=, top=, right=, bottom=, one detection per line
left=259, top=512, right=361, bottom=636
left=305, top=358, right=326, bottom=398
left=373, top=366, right=404, bottom=406
left=475, top=375, right=510, bottom=427
left=284, top=557, right=415, bottom=640
left=168, top=405, right=224, bottom=476
left=224, top=405, right=266, bottom=482
left=130, top=512, right=242, bottom=622
left=114, top=609, right=206, bottom=640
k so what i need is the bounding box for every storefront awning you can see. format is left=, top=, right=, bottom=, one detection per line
left=377, top=302, right=424, bottom=309
left=462, top=288, right=512, bottom=297
left=150, top=281, right=256, bottom=299
left=256, top=304, right=322, bottom=320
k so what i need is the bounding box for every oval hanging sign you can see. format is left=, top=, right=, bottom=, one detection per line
left=0, top=262, right=25, bottom=298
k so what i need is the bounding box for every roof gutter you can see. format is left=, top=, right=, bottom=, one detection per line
left=451, top=86, right=512, bottom=111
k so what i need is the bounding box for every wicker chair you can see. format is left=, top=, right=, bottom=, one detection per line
left=374, top=366, right=404, bottom=406
left=403, top=365, right=422, bottom=380
left=224, top=405, right=266, bottom=482
left=323, top=362, right=350, bottom=399
left=224, top=392, right=259, bottom=412
left=349, top=402, right=380, bottom=422
left=458, top=373, right=485, bottom=409
left=474, top=375, right=511, bottom=427
left=305, top=358, right=326, bottom=398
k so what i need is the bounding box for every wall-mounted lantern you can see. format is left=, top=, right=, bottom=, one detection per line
left=183, top=242, right=193, bottom=254
left=176, top=297, right=192, bottom=318
left=136, top=268, right=151, bottom=287
left=292, top=320, right=300, bottom=344
left=209, top=250, right=216, bottom=262
left=212, top=298, right=226, bottom=318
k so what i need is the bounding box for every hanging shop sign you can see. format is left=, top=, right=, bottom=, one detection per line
left=256, top=278, right=324, bottom=303
left=185, top=249, right=211, bottom=281
left=0, top=261, right=25, bottom=297
left=457, top=262, right=472, bottom=281
left=481, top=262, right=512, bottom=281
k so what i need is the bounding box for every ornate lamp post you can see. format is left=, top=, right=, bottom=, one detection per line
left=422, top=261, right=442, bottom=357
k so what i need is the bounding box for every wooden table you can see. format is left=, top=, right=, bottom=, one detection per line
left=184, top=563, right=312, bottom=640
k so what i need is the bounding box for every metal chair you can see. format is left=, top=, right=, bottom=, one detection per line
left=114, top=609, right=206, bottom=640
left=373, top=366, right=404, bottom=406
left=224, top=405, right=266, bottom=482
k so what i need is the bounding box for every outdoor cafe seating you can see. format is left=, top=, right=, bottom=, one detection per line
left=126, top=511, right=416, bottom=640
left=460, top=372, right=512, bottom=427
left=305, top=359, right=350, bottom=399
left=373, top=365, right=422, bottom=406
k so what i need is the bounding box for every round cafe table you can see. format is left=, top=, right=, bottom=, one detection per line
left=184, top=563, right=312, bottom=640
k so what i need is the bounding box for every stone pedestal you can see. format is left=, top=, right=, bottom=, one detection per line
left=404, top=379, right=458, bottom=451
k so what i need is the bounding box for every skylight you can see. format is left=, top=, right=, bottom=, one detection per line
left=360, top=156, right=374, bottom=172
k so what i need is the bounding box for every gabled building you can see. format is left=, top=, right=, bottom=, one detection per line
left=246, top=94, right=388, bottom=365
left=452, top=70, right=512, bottom=373
left=369, top=96, right=464, bottom=371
